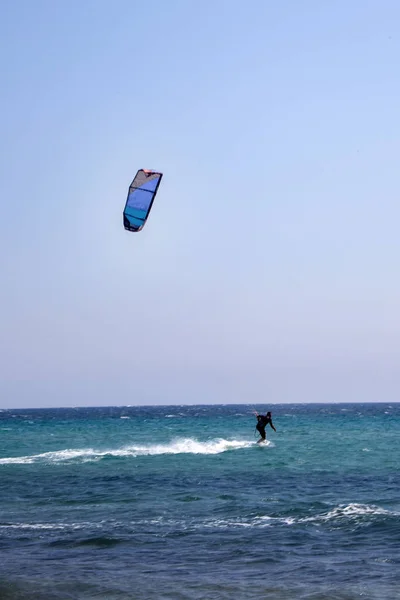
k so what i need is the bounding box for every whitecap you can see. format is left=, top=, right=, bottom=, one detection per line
left=118, top=438, right=254, bottom=457
left=0, top=438, right=258, bottom=464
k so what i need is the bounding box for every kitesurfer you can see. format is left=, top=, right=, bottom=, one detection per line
left=254, top=411, right=276, bottom=443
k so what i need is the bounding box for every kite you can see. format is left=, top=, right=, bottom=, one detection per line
left=123, top=169, right=163, bottom=232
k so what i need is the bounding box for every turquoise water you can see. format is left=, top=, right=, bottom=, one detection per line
left=0, top=403, right=399, bottom=599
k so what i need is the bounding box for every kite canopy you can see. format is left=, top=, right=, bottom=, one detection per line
left=123, top=169, right=163, bottom=232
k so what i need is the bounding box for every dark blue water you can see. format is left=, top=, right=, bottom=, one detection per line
left=0, top=403, right=399, bottom=599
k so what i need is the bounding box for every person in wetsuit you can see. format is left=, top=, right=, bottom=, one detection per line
left=254, top=411, right=276, bottom=443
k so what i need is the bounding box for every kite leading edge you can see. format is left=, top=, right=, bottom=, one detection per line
left=123, top=169, right=163, bottom=232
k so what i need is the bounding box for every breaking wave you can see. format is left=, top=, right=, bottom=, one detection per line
left=0, top=438, right=269, bottom=464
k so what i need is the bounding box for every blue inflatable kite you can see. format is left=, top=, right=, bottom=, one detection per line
left=123, top=169, right=163, bottom=232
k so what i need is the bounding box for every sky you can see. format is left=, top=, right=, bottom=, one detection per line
left=1, top=0, right=399, bottom=408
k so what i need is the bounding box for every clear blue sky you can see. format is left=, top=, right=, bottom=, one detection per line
left=1, top=0, right=399, bottom=408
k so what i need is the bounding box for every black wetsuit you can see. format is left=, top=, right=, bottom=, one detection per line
left=256, top=415, right=275, bottom=440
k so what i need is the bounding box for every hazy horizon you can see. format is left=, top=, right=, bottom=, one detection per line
left=1, top=0, right=399, bottom=409
left=1, top=401, right=399, bottom=411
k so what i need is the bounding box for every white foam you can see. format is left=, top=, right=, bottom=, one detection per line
left=0, top=521, right=101, bottom=530
left=289, top=503, right=398, bottom=525
left=2, top=504, right=396, bottom=534
left=119, top=438, right=254, bottom=456
left=322, top=503, right=395, bottom=520
left=0, top=448, right=99, bottom=465
left=203, top=504, right=400, bottom=530
left=201, top=504, right=399, bottom=530
left=0, top=438, right=257, bottom=464
left=0, top=523, right=66, bottom=530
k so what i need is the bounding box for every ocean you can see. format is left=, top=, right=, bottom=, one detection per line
left=0, top=403, right=399, bottom=600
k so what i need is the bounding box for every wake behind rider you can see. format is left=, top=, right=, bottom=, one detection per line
left=255, top=411, right=276, bottom=443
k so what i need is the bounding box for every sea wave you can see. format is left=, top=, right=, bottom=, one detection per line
left=0, top=438, right=267, bottom=464
left=1, top=504, right=397, bottom=533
